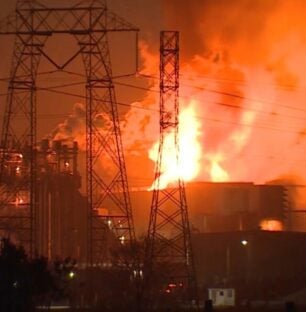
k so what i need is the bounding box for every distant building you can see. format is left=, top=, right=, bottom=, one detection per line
left=130, top=182, right=288, bottom=236
left=208, top=288, right=235, bottom=307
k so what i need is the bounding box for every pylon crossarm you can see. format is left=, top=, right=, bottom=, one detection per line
left=0, top=3, right=138, bottom=35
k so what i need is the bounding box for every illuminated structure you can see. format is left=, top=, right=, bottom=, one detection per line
left=131, top=182, right=289, bottom=235
left=144, top=31, right=198, bottom=306
left=0, top=0, right=138, bottom=263
left=36, top=139, right=85, bottom=260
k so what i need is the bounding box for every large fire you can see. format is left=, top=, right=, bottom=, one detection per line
left=126, top=0, right=306, bottom=190
left=148, top=101, right=231, bottom=189
left=148, top=104, right=202, bottom=189
left=51, top=1, right=306, bottom=194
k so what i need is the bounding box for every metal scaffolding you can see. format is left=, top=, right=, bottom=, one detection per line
left=0, top=0, right=137, bottom=263
left=144, top=31, right=198, bottom=307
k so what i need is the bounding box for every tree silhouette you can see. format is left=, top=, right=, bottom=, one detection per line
left=0, top=238, right=56, bottom=311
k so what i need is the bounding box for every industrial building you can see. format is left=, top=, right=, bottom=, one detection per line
left=0, top=139, right=87, bottom=261
left=0, top=140, right=290, bottom=263
left=130, top=182, right=287, bottom=236
left=36, top=139, right=86, bottom=261
left=0, top=1, right=305, bottom=308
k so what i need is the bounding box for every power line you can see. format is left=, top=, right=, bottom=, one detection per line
left=179, top=72, right=306, bottom=93
left=138, top=72, right=306, bottom=115
left=113, top=80, right=306, bottom=123
left=35, top=86, right=306, bottom=136
left=0, top=69, right=136, bottom=83
left=2, top=81, right=306, bottom=170
left=0, top=74, right=306, bottom=135
left=1, top=81, right=301, bottom=136
left=2, top=69, right=306, bottom=120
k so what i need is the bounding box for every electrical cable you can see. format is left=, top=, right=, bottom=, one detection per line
left=0, top=81, right=304, bottom=135
left=35, top=86, right=306, bottom=136
left=112, top=80, right=306, bottom=122
left=1, top=68, right=306, bottom=118
left=0, top=72, right=306, bottom=135
left=138, top=72, right=306, bottom=114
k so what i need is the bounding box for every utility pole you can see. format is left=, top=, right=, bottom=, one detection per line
left=144, top=31, right=198, bottom=309
left=0, top=0, right=138, bottom=263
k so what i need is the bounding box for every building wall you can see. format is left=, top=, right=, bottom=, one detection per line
left=37, top=169, right=87, bottom=261
left=130, top=182, right=287, bottom=236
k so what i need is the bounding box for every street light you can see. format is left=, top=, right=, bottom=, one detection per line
left=226, top=239, right=249, bottom=282
left=240, top=239, right=251, bottom=283
left=68, top=271, right=75, bottom=279
left=241, top=239, right=248, bottom=246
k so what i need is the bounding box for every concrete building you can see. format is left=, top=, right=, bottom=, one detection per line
left=130, top=182, right=287, bottom=236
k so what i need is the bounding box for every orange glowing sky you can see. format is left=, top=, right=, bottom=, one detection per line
left=122, top=0, right=306, bottom=190
left=1, top=0, right=306, bottom=197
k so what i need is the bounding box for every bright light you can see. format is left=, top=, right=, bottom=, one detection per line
left=16, top=166, right=21, bottom=175
left=107, top=219, right=112, bottom=227
left=260, top=219, right=283, bottom=231
left=15, top=197, right=24, bottom=206
left=133, top=269, right=143, bottom=280
left=68, top=271, right=75, bottom=279
left=241, top=239, right=248, bottom=246
left=168, top=283, right=176, bottom=288
left=149, top=104, right=202, bottom=190
left=119, top=236, right=125, bottom=245
left=210, top=160, right=229, bottom=182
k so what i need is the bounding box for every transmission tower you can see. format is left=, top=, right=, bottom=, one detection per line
left=144, top=31, right=198, bottom=308
left=0, top=0, right=137, bottom=263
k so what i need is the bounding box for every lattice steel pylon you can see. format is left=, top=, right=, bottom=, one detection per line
left=0, top=0, right=137, bottom=263
left=144, top=31, right=198, bottom=308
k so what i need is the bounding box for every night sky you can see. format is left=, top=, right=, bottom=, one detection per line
left=1, top=1, right=306, bottom=209
left=0, top=0, right=162, bottom=133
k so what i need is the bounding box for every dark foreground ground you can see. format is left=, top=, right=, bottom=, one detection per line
left=36, top=305, right=306, bottom=312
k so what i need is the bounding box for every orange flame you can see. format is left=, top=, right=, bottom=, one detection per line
left=260, top=219, right=283, bottom=231
left=210, top=160, right=229, bottom=182
left=50, top=1, right=306, bottom=195
left=149, top=104, right=202, bottom=190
